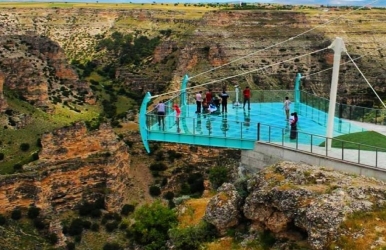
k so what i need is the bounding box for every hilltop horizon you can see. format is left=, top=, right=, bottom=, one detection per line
left=1, top=0, right=386, bottom=7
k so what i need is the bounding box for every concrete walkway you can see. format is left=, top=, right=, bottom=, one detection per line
left=268, top=119, right=386, bottom=169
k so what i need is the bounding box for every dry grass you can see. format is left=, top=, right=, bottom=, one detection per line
left=264, top=172, right=285, bottom=182
left=331, top=208, right=386, bottom=249
left=204, top=237, right=235, bottom=250
left=178, top=197, right=211, bottom=228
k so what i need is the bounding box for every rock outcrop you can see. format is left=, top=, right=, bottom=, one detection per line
left=1, top=7, right=386, bottom=105
left=0, top=35, right=95, bottom=110
left=0, top=122, right=131, bottom=213
left=205, top=161, right=386, bottom=249
left=0, top=71, right=7, bottom=111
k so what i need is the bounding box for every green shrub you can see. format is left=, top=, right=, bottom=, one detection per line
left=105, top=221, right=119, bottom=232
left=155, top=151, right=164, bottom=161
left=91, top=223, right=100, bottom=232
left=13, top=163, right=23, bottom=171
left=34, top=218, right=47, bottom=230
left=121, top=204, right=135, bottom=216
left=82, top=220, right=92, bottom=229
left=167, top=150, right=183, bottom=162
left=68, top=218, right=84, bottom=236
left=27, top=206, right=41, bottom=219
left=169, top=222, right=217, bottom=249
left=0, top=214, right=7, bottom=225
left=163, top=191, right=174, bottom=200
left=66, top=242, right=75, bottom=250
left=74, top=235, right=82, bottom=243
left=20, top=143, right=30, bottom=152
left=103, top=242, right=122, bottom=250
left=119, top=222, right=128, bottom=230
left=91, top=209, right=102, bottom=218
left=128, top=201, right=177, bottom=249
left=32, top=152, right=39, bottom=160
left=149, top=186, right=161, bottom=196
left=187, top=173, right=204, bottom=195
left=47, top=233, right=58, bottom=245
left=209, top=166, right=230, bottom=189
left=36, top=138, right=42, bottom=148
left=149, top=162, right=167, bottom=171
left=0, top=152, right=4, bottom=160
left=11, top=208, right=22, bottom=220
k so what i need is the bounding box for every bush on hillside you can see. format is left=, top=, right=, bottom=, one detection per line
left=11, top=208, right=22, bottom=220
left=209, top=166, right=230, bottom=189
left=28, top=206, right=41, bottom=219
left=149, top=186, right=161, bottom=197
left=0, top=214, right=7, bottom=225
left=128, top=201, right=177, bottom=249
left=121, top=204, right=135, bottom=216
left=20, top=143, right=30, bottom=152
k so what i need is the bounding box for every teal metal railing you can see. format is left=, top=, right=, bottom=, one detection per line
left=259, top=123, right=386, bottom=168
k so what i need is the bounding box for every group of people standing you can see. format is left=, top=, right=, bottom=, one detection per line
left=195, top=86, right=252, bottom=114
left=154, top=89, right=298, bottom=140
left=195, top=89, right=229, bottom=114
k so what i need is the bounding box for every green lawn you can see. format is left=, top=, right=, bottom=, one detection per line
left=320, top=131, right=386, bottom=151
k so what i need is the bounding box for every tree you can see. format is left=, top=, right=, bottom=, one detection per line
left=129, top=201, right=177, bottom=249
left=209, top=166, right=230, bottom=189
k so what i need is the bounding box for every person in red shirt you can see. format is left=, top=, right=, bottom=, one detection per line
left=173, top=104, right=181, bottom=124
left=205, top=89, right=212, bottom=104
left=243, top=86, right=251, bottom=110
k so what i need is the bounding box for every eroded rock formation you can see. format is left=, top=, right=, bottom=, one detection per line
left=205, top=161, right=386, bottom=249
left=0, top=122, right=131, bottom=213
left=0, top=71, right=7, bottom=111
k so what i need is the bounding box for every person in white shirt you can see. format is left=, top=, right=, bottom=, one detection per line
left=195, top=91, right=203, bottom=113
left=283, top=96, right=291, bottom=120
left=155, top=100, right=166, bottom=130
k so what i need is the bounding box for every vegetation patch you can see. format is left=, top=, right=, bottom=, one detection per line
left=329, top=206, right=386, bottom=249
left=319, top=131, right=386, bottom=151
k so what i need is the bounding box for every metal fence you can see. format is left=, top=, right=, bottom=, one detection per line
left=258, top=123, right=386, bottom=168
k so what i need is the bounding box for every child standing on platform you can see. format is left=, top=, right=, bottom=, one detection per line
left=283, top=96, right=291, bottom=120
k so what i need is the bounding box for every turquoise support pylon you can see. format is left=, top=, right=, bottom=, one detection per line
left=181, top=74, right=189, bottom=106
left=139, top=92, right=152, bottom=153
left=180, top=74, right=191, bottom=134
left=294, top=73, right=302, bottom=111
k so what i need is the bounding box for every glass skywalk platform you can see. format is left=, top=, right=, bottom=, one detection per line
left=138, top=74, right=385, bottom=154
left=141, top=98, right=366, bottom=153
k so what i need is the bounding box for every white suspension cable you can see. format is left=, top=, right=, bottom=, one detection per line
left=151, top=47, right=329, bottom=99
left=188, top=0, right=379, bottom=81
left=345, top=50, right=386, bottom=108
left=304, top=43, right=386, bottom=79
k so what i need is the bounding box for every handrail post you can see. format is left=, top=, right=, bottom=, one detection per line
left=376, top=148, right=378, bottom=168
left=257, top=123, right=260, bottom=141
left=358, top=144, right=360, bottom=164
left=341, top=141, right=344, bottom=161
left=311, top=134, right=313, bottom=153
left=269, top=125, right=271, bottom=142
left=240, top=123, right=243, bottom=139
left=193, top=118, right=195, bottom=135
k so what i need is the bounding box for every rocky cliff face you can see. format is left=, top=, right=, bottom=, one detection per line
left=204, top=161, right=386, bottom=249
left=0, top=122, right=133, bottom=213
left=0, top=71, right=7, bottom=111
left=0, top=34, right=95, bottom=110
left=2, top=6, right=385, bottom=106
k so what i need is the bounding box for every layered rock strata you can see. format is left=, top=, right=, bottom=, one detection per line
left=0, top=122, right=131, bottom=213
